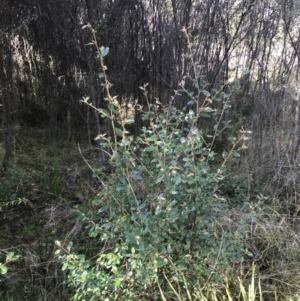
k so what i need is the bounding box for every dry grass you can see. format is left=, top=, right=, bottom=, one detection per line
left=244, top=205, right=300, bottom=300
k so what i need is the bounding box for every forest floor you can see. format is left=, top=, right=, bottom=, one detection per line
left=1, top=125, right=300, bottom=301
left=0, top=126, right=101, bottom=300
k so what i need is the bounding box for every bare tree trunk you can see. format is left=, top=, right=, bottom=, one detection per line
left=291, top=89, right=300, bottom=165
left=0, top=37, right=14, bottom=170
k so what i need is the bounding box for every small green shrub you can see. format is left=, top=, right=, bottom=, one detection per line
left=0, top=252, right=20, bottom=275
left=56, top=25, right=253, bottom=301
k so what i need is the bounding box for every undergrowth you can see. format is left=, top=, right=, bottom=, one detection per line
left=0, top=127, right=100, bottom=301
left=55, top=25, right=257, bottom=301
left=1, top=26, right=300, bottom=301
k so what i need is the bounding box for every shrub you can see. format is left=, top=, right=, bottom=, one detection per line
left=56, top=25, right=253, bottom=301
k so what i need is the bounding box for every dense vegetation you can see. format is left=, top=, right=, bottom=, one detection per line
left=1, top=0, right=300, bottom=300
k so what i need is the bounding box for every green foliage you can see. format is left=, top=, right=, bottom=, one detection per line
left=0, top=252, right=21, bottom=276
left=0, top=168, right=24, bottom=206
left=56, top=27, right=253, bottom=301
left=42, top=159, right=64, bottom=200
left=57, top=97, right=251, bottom=297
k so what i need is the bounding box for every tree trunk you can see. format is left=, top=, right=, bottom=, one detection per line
left=0, top=36, right=14, bottom=170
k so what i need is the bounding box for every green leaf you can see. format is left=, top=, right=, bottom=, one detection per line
left=6, top=252, right=14, bottom=260
left=102, top=223, right=111, bottom=230
left=67, top=242, right=73, bottom=252
left=90, top=231, right=98, bottom=237
left=203, top=107, right=213, bottom=112
left=108, top=103, right=117, bottom=112
left=146, top=135, right=157, bottom=142
left=116, top=184, right=127, bottom=191
left=144, top=146, right=155, bottom=152
left=174, top=173, right=181, bottom=185
left=77, top=254, right=85, bottom=261
left=139, top=242, right=145, bottom=251
left=132, top=172, right=142, bottom=180
left=159, top=113, right=166, bottom=120
left=62, top=262, right=68, bottom=271
left=0, top=264, right=8, bottom=275
left=125, top=119, right=135, bottom=124
left=115, top=278, right=122, bottom=288
left=200, top=112, right=211, bottom=118
left=114, top=128, right=123, bottom=137
left=251, top=215, right=257, bottom=223
left=203, top=89, right=210, bottom=96
left=138, top=203, right=146, bottom=209
left=233, top=152, right=241, bottom=158
left=98, top=72, right=105, bottom=78
left=100, top=109, right=109, bottom=117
